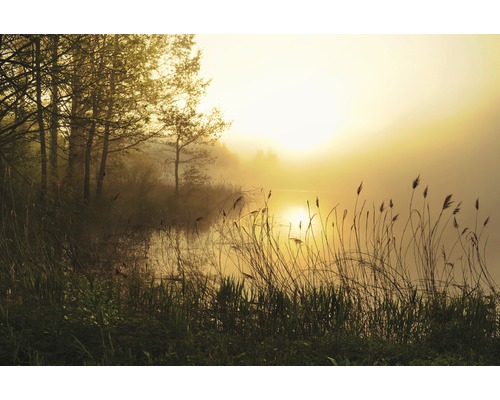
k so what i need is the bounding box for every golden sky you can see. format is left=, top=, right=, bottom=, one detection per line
left=196, top=34, right=500, bottom=161
left=195, top=35, right=500, bottom=272
left=195, top=34, right=500, bottom=214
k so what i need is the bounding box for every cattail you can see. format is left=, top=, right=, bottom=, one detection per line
left=379, top=201, right=385, bottom=213
left=389, top=199, right=394, bottom=208
left=442, top=194, right=453, bottom=210
left=475, top=198, right=479, bottom=210
left=412, top=175, right=420, bottom=189
left=392, top=214, right=399, bottom=222
left=316, top=196, right=319, bottom=208
left=423, top=186, right=428, bottom=199
left=484, top=216, right=490, bottom=227
left=357, top=181, right=363, bottom=195
left=453, top=217, right=459, bottom=229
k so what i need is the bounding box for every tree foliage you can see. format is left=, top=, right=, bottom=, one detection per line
left=154, top=35, right=231, bottom=196
left=0, top=34, right=228, bottom=204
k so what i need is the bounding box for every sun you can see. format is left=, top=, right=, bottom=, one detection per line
left=280, top=205, right=308, bottom=231
left=238, top=80, right=340, bottom=159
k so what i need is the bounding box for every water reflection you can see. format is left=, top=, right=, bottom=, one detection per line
left=145, top=187, right=500, bottom=295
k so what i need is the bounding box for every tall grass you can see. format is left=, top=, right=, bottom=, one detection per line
left=215, top=177, right=496, bottom=294
left=1, top=175, right=499, bottom=364
left=209, top=177, right=499, bottom=346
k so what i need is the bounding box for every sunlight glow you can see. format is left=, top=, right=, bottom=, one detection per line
left=197, top=35, right=500, bottom=161
left=281, top=205, right=309, bottom=231
left=246, top=81, right=340, bottom=157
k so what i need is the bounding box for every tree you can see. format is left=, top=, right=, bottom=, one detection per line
left=1, top=34, right=230, bottom=206
left=0, top=35, right=59, bottom=201
left=156, top=35, right=231, bottom=197
left=53, top=34, right=170, bottom=203
left=93, top=34, right=170, bottom=201
left=65, top=35, right=93, bottom=196
left=0, top=35, right=38, bottom=175
left=48, top=34, right=61, bottom=195
left=34, top=35, right=48, bottom=202
left=164, top=106, right=230, bottom=196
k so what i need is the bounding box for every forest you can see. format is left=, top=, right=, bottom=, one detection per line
left=1, top=34, right=500, bottom=366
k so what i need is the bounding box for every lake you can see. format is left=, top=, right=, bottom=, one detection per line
left=146, top=187, right=500, bottom=293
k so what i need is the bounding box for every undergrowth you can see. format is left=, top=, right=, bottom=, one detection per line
left=1, top=176, right=499, bottom=365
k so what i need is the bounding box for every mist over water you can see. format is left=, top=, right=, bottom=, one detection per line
left=148, top=179, right=500, bottom=287
left=106, top=35, right=500, bottom=289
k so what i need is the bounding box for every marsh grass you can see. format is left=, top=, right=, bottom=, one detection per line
left=208, top=177, right=500, bottom=351
left=0, top=176, right=499, bottom=365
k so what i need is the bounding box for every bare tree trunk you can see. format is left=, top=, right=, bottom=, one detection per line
left=49, top=34, right=59, bottom=194
left=174, top=137, right=181, bottom=198
left=66, top=40, right=88, bottom=195
left=96, top=36, right=118, bottom=200
left=34, top=36, right=47, bottom=203
left=84, top=99, right=97, bottom=204
left=84, top=36, right=105, bottom=205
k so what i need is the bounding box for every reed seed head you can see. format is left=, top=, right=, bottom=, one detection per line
left=453, top=201, right=462, bottom=215
left=233, top=195, right=243, bottom=209
left=442, top=194, right=453, bottom=210
left=357, top=181, right=363, bottom=196
left=412, top=175, right=420, bottom=190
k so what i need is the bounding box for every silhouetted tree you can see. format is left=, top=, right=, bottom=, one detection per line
left=156, top=35, right=231, bottom=197
left=1, top=34, right=229, bottom=206
left=0, top=35, right=38, bottom=174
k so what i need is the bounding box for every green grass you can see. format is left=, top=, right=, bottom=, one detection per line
left=1, top=176, right=499, bottom=365
left=1, top=272, right=498, bottom=365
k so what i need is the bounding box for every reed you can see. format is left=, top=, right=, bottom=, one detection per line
left=0, top=176, right=499, bottom=364
left=210, top=177, right=499, bottom=349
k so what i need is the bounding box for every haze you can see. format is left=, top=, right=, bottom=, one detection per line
left=197, top=35, right=500, bottom=271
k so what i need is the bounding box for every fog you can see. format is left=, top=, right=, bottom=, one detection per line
left=200, top=35, right=500, bottom=279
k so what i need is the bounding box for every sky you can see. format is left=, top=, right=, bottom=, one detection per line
left=195, top=35, right=500, bottom=160
left=195, top=35, right=500, bottom=207
left=194, top=34, right=500, bottom=274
